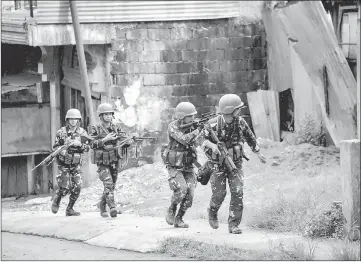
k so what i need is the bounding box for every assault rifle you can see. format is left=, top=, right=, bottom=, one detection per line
left=179, top=112, right=216, bottom=129
left=114, top=135, right=156, bottom=148
left=31, top=134, right=94, bottom=171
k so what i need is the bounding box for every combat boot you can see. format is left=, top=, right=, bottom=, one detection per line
left=109, top=208, right=117, bottom=218
left=174, top=209, right=189, bottom=228
left=51, top=194, right=62, bottom=214
left=99, top=195, right=108, bottom=218
left=207, top=207, right=219, bottom=229
left=66, top=199, right=80, bottom=216
left=165, top=203, right=177, bottom=225
left=229, top=225, right=242, bottom=234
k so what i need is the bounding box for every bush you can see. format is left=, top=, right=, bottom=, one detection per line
left=295, top=114, right=326, bottom=146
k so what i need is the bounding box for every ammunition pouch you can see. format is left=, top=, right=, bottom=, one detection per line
left=162, top=146, right=188, bottom=168
left=205, top=142, right=244, bottom=163
left=91, top=144, right=118, bottom=166
left=197, top=161, right=215, bottom=185
left=57, top=151, right=81, bottom=166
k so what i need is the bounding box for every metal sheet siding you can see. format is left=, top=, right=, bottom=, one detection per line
left=34, top=1, right=241, bottom=24
left=1, top=12, right=30, bottom=45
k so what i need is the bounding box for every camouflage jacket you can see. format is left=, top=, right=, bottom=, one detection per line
left=197, top=115, right=259, bottom=152
left=167, top=119, right=200, bottom=151
left=88, top=122, right=128, bottom=149
left=53, top=126, right=90, bottom=153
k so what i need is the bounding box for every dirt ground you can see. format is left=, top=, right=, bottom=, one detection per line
left=2, top=138, right=341, bottom=232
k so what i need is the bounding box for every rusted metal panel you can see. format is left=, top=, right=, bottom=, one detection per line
left=1, top=105, right=52, bottom=156
left=1, top=12, right=31, bottom=45
left=34, top=1, right=241, bottom=24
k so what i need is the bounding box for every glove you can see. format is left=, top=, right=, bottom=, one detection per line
left=204, top=141, right=220, bottom=155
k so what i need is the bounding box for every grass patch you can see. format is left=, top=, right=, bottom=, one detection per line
left=159, top=237, right=319, bottom=260
left=330, top=240, right=360, bottom=260
left=246, top=170, right=343, bottom=237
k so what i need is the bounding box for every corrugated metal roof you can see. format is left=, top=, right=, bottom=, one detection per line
left=34, top=1, right=241, bottom=24
left=1, top=12, right=30, bottom=45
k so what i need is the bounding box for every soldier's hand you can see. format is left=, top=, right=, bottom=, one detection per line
left=256, top=152, right=267, bottom=164
left=203, top=123, right=212, bottom=131
left=208, top=142, right=220, bottom=155
left=103, top=133, right=117, bottom=142
left=197, top=122, right=204, bottom=131
left=73, top=140, right=82, bottom=147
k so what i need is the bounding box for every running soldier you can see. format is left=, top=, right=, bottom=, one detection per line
left=198, top=94, right=266, bottom=234
left=51, top=108, right=90, bottom=216
left=163, top=102, right=202, bottom=228
left=88, top=103, right=132, bottom=218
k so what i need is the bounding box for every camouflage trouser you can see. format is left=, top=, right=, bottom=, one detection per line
left=97, top=163, right=118, bottom=209
left=209, top=161, right=244, bottom=228
left=168, top=167, right=197, bottom=212
left=56, top=165, right=83, bottom=202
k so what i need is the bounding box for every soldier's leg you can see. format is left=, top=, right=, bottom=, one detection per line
left=227, top=162, right=244, bottom=234
left=66, top=166, right=82, bottom=216
left=176, top=170, right=197, bottom=228
left=98, top=165, right=117, bottom=218
left=166, top=168, right=187, bottom=225
left=52, top=166, right=70, bottom=214
left=110, top=165, right=121, bottom=214
left=208, top=170, right=227, bottom=229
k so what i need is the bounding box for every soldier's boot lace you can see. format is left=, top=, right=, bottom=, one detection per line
left=228, top=225, right=243, bottom=234
left=66, top=199, right=81, bottom=216
left=174, top=209, right=189, bottom=228
left=51, top=194, right=62, bottom=214
left=99, top=195, right=108, bottom=218
left=165, top=203, right=177, bottom=225
left=208, top=207, right=219, bottom=229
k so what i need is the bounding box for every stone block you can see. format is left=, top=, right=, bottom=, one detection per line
left=243, top=23, right=254, bottom=37
left=193, top=27, right=216, bottom=38
left=111, top=39, right=125, bottom=51
left=182, top=51, right=208, bottom=62
left=215, top=27, right=229, bottom=38
left=165, top=74, right=183, bottom=86
left=243, top=37, right=253, bottom=48
left=126, top=29, right=148, bottom=40
left=176, top=62, right=193, bottom=74
left=233, top=81, right=248, bottom=93
left=248, top=58, right=267, bottom=70
left=143, top=40, right=166, bottom=51
left=148, top=29, right=171, bottom=40
left=341, top=139, right=360, bottom=241
left=210, top=38, right=229, bottom=50
left=170, top=28, right=193, bottom=40
left=204, top=61, right=220, bottom=73
left=250, top=47, right=264, bottom=58
left=208, top=50, right=225, bottom=61
left=125, top=52, right=140, bottom=62
left=114, top=75, right=129, bottom=86
left=160, top=51, right=182, bottom=62
left=207, top=72, right=228, bottom=83
left=186, top=38, right=210, bottom=50
left=229, top=71, right=246, bottom=83
left=172, top=85, right=190, bottom=96
left=115, top=28, right=126, bottom=39
left=135, top=22, right=148, bottom=29
left=229, top=37, right=244, bottom=48
left=155, top=63, right=177, bottom=74
left=110, top=62, right=132, bottom=75
left=133, top=63, right=156, bottom=74
left=138, top=51, right=161, bottom=62
left=219, top=61, right=232, bottom=72
left=225, top=49, right=246, bottom=60
left=228, top=25, right=244, bottom=37
left=188, top=84, right=208, bottom=96
left=143, top=74, right=166, bottom=86
left=115, top=51, right=127, bottom=62
left=251, top=35, right=262, bottom=47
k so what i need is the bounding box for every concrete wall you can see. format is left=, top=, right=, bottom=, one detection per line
left=109, top=19, right=267, bottom=143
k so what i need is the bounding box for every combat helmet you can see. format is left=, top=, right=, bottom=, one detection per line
left=65, top=108, right=82, bottom=120
left=97, top=103, right=114, bottom=116
left=219, top=94, right=244, bottom=114
left=175, top=102, right=197, bottom=120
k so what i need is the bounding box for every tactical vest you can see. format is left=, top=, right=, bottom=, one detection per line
left=161, top=121, right=197, bottom=168
left=56, top=126, right=84, bottom=166
left=206, top=115, right=245, bottom=163
left=90, top=124, right=123, bottom=165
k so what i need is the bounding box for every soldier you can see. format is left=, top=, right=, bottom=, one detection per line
left=89, top=103, right=132, bottom=218
left=51, top=108, right=90, bottom=216
left=163, top=102, right=202, bottom=228
left=198, top=94, right=266, bottom=234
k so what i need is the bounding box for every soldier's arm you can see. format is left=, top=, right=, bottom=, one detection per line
left=53, top=129, right=65, bottom=151
left=168, top=121, right=200, bottom=146
left=79, top=130, right=90, bottom=152
left=88, top=125, right=104, bottom=149
left=194, top=117, right=217, bottom=150
left=239, top=117, right=260, bottom=153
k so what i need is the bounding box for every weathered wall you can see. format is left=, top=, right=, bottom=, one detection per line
left=110, top=19, right=267, bottom=143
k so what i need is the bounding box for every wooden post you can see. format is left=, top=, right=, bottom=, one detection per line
left=357, top=5, right=360, bottom=139
left=26, top=155, right=35, bottom=194
left=69, top=0, right=96, bottom=126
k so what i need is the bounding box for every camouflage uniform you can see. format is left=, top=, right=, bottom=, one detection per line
left=197, top=115, right=259, bottom=230
left=163, top=119, right=199, bottom=227
left=52, top=126, right=90, bottom=214
left=89, top=123, right=128, bottom=217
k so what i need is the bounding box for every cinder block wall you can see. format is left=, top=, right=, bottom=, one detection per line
left=110, top=19, right=267, bottom=143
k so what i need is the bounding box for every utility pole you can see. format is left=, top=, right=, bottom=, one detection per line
left=69, top=0, right=96, bottom=125
left=357, top=4, right=360, bottom=139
